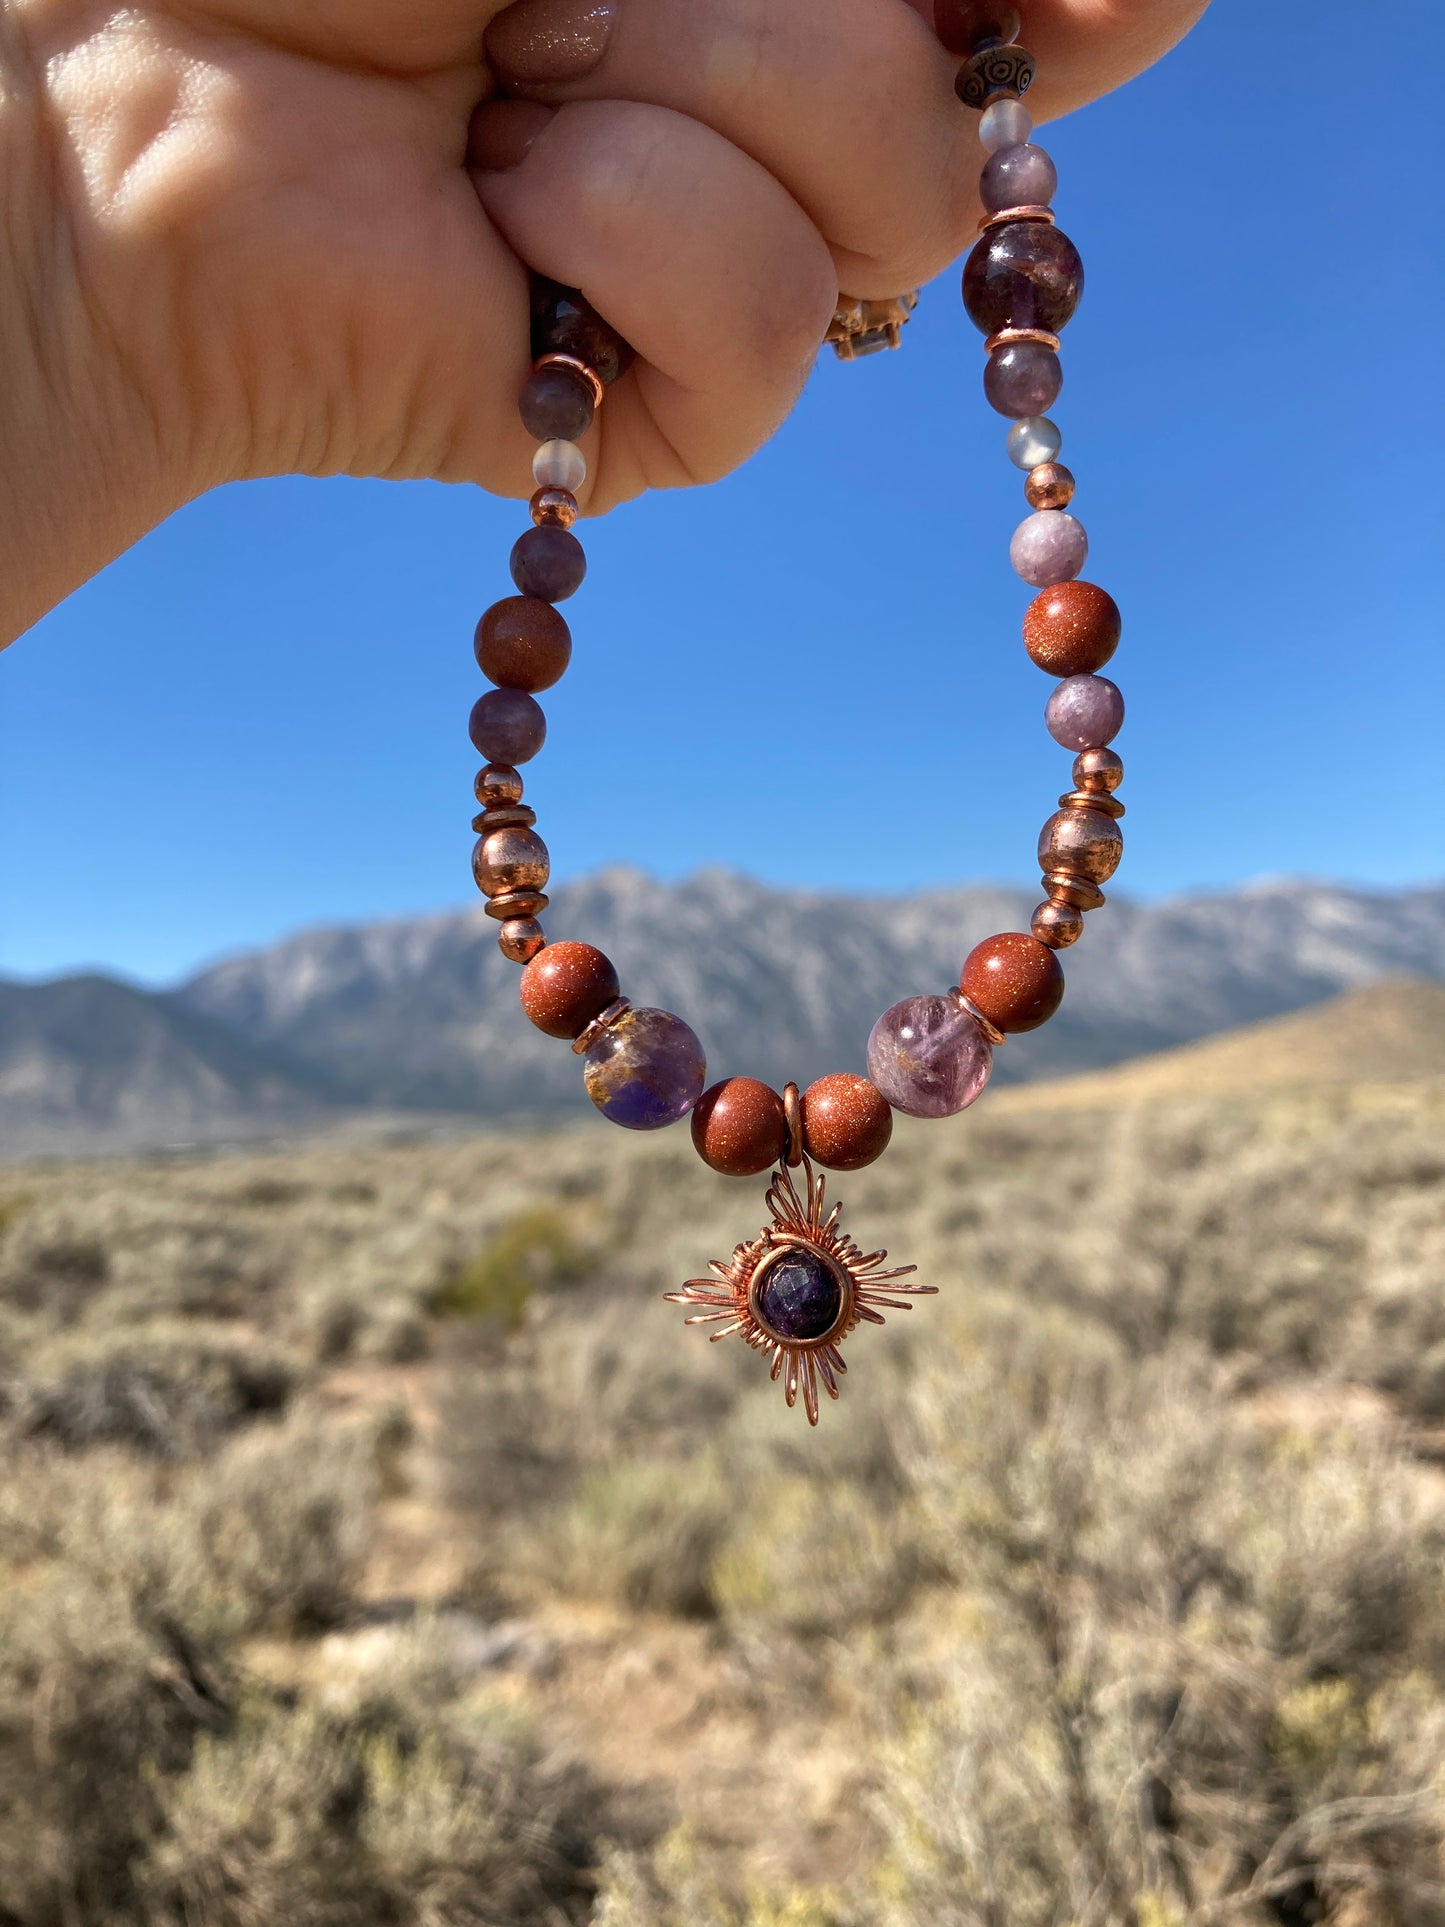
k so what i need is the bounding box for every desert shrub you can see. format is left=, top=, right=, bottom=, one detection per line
left=523, top=1455, right=732, bottom=1618
left=711, top=1476, right=921, bottom=1638
left=430, top=1206, right=597, bottom=1328
left=16, top=1323, right=294, bottom=1457
left=594, top=1829, right=840, bottom=1927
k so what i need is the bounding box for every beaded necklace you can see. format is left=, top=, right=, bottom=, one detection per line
left=468, top=5, right=1125, bottom=1424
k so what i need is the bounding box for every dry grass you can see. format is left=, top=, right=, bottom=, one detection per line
left=0, top=1062, right=1441, bottom=1923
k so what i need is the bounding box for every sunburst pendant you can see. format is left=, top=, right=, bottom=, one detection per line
left=664, top=1159, right=934, bottom=1425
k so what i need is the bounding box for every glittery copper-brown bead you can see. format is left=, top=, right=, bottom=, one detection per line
left=1039, top=807, right=1123, bottom=885
left=691, top=1078, right=788, bottom=1178
left=530, top=487, right=578, bottom=531
left=1023, top=581, right=1122, bottom=678
left=1025, top=463, right=1075, bottom=510
left=474, top=763, right=524, bottom=808
left=519, top=941, right=621, bottom=1041
left=499, top=917, right=547, bottom=965
left=960, top=932, right=1065, bottom=1033
left=475, top=598, right=572, bottom=695
left=473, top=826, right=550, bottom=899
left=1074, top=747, right=1124, bottom=793
left=1031, top=900, right=1084, bottom=949
left=801, top=1074, right=894, bottom=1172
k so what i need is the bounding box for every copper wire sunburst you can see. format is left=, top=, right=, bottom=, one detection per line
left=664, top=1159, right=934, bottom=1425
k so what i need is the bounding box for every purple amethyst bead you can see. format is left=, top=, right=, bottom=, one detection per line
left=962, top=221, right=1084, bottom=337
left=469, top=687, right=546, bottom=764
left=510, top=526, right=587, bottom=603
left=979, top=142, right=1057, bottom=215
left=1010, top=510, right=1088, bottom=586
left=865, top=995, right=993, bottom=1120
left=584, top=1007, right=706, bottom=1131
left=1045, top=674, right=1125, bottom=751
left=756, top=1248, right=843, bottom=1342
left=985, top=342, right=1062, bottom=419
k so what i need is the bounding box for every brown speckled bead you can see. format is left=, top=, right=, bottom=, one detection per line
left=531, top=487, right=578, bottom=530
left=476, top=598, right=572, bottom=694
left=499, top=917, right=547, bottom=964
left=934, top=0, right=1020, bottom=53
left=1031, top=900, right=1084, bottom=949
left=520, top=941, right=621, bottom=1041
left=960, top=932, right=1065, bottom=1033
left=473, top=826, right=550, bottom=899
left=1039, top=806, right=1123, bottom=884
left=691, top=1078, right=788, bottom=1177
left=801, top=1074, right=894, bottom=1172
left=1025, top=463, right=1075, bottom=511
left=475, top=763, right=524, bottom=808
left=1023, top=581, right=1122, bottom=678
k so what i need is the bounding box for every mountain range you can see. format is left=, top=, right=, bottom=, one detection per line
left=1, top=869, right=1441, bottom=1158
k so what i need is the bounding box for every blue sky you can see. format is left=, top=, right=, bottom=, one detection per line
left=2, top=0, right=1441, bottom=986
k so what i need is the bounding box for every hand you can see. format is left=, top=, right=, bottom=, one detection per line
left=0, top=0, right=1206, bottom=643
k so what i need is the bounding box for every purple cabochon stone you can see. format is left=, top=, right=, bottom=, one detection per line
left=865, top=995, right=993, bottom=1120
left=1011, top=510, right=1088, bottom=587
left=1045, top=674, right=1125, bottom=751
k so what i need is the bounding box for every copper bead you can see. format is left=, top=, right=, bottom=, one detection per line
left=1025, top=462, right=1075, bottom=510
left=519, top=941, right=621, bottom=1040
left=1030, top=899, right=1084, bottom=949
left=473, top=826, right=550, bottom=898
left=499, top=916, right=547, bottom=964
left=691, top=1078, right=788, bottom=1178
left=1039, top=807, right=1123, bottom=885
left=1074, top=747, right=1124, bottom=794
left=801, top=1074, right=894, bottom=1172
left=475, top=597, right=573, bottom=695
left=475, top=762, right=524, bottom=808
left=1022, top=581, right=1122, bottom=678
left=959, top=932, right=1064, bottom=1034
left=530, top=487, right=579, bottom=531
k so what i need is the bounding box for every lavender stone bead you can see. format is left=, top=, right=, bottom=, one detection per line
left=584, top=1007, right=706, bottom=1131
left=980, top=142, right=1058, bottom=214
left=1011, top=510, right=1088, bottom=586
left=1045, top=674, right=1125, bottom=751
left=469, top=687, right=546, bottom=765
left=510, top=526, right=587, bottom=602
left=866, top=995, right=993, bottom=1120
left=985, top=342, right=1062, bottom=419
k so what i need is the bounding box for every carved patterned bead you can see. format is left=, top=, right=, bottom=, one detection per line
left=801, top=1074, right=894, bottom=1171
left=520, top=941, right=621, bottom=1040
left=964, top=222, right=1084, bottom=337
left=510, top=526, right=587, bottom=603
left=1031, top=900, right=1084, bottom=949
left=959, top=932, right=1065, bottom=1033
left=476, top=597, right=572, bottom=694
left=956, top=42, right=1036, bottom=109
left=531, top=278, right=635, bottom=387
left=470, top=688, right=547, bottom=764
left=1023, top=581, right=1121, bottom=677
left=1038, top=806, right=1123, bottom=884
left=691, top=1078, right=788, bottom=1177
left=499, top=917, right=547, bottom=964
left=473, top=825, right=550, bottom=897
left=584, top=1008, right=707, bottom=1131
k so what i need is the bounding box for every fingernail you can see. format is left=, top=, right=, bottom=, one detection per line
left=484, top=0, right=619, bottom=88
left=467, top=99, right=558, bottom=172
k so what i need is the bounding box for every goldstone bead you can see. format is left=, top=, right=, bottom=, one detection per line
left=980, top=142, right=1057, bottom=214
left=476, top=596, right=572, bottom=692
left=584, top=1008, right=706, bottom=1131
left=985, top=342, right=1062, bottom=419
left=1011, top=510, right=1088, bottom=586
left=866, top=995, right=993, bottom=1119
left=1045, top=673, right=1125, bottom=750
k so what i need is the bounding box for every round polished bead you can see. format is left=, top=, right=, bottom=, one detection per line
left=1031, top=900, right=1084, bottom=949
left=532, top=439, right=586, bottom=492
left=985, top=342, right=1062, bottom=419
left=1011, top=510, right=1088, bottom=586
left=520, top=940, right=621, bottom=1040
left=1025, top=462, right=1075, bottom=512
left=519, top=362, right=595, bottom=444
left=801, top=1073, right=894, bottom=1172
left=469, top=688, right=546, bottom=764
left=691, top=1077, right=787, bottom=1177
left=980, top=142, right=1057, bottom=215
left=755, top=1248, right=844, bottom=1343
left=476, top=597, right=572, bottom=694
left=979, top=97, right=1032, bottom=153
left=933, top=0, right=1020, bottom=54
left=584, top=1008, right=706, bottom=1131
left=531, top=279, right=635, bottom=387
left=963, top=222, right=1084, bottom=337
left=866, top=995, right=993, bottom=1120
left=1007, top=415, right=1061, bottom=469
left=499, top=917, right=547, bottom=965
left=510, top=526, right=587, bottom=603
left=960, top=932, right=1065, bottom=1034
left=475, top=763, right=524, bottom=808
left=473, top=825, right=550, bottom=898
left=1039, top=806, right=1124, bottom=884
left=1023, top=581, right=1121, bottom=677
left=531, top=487, right=578, bottom=530
left=1045, top=673, right=1125, bottom=750
left=1074, top=747, right=1125, bottom=793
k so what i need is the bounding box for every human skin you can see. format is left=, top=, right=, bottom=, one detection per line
left=0, top=0, right=1206, bottom=644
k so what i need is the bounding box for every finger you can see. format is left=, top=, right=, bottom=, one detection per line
left=471, top=98, right=838, bottom=508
